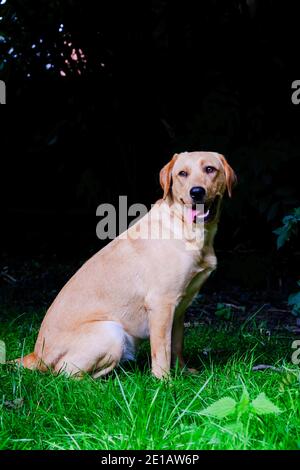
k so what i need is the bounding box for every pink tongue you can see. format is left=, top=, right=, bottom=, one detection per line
left=187, top=208, right=197, bottom=223
left=186, top=206, right=210, bottom=223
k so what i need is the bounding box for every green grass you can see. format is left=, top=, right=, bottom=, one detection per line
left=0, top=311, right=300, bottom=450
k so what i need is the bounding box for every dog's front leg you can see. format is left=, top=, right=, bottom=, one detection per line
left=171, top=313, right=198, bottom=374
left=171, top=312, right=185, bottom=368
left=149, top=305, right=175, bottom=379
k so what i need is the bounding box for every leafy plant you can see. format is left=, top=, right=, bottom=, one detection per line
left=215, top=303, right=232, bottom=320
left=273, top=207, right=300, bottom=249
left=200, top=396, right=237, bottom=419
left=274, top=207, right=300, bottom=320
left=199, top=389, right=281, bottom=420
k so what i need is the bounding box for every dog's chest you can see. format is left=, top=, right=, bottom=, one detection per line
left=185, top=267, right=212, bottom=298
left=176, top=253, right=217, bottom=311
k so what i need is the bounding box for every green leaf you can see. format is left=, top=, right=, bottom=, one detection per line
left=199, top=397, right=237, bottom=419
left=276, top=230, right=289, bottom=249
left=273, top=207, right=300, bottom=249
left=288, top=291, right=300, bottom=317
left=251, top=392, right=282, bottom=415
left=223, top=422, right=244, bottom=435
left=282, top=215, right=293, bottom=224
left=291, top=306, right=300, bottom=318
left=288, top=291, right=300, bottom=307
left=237, top=388, right=250, bottom=415
left=215, top=303, right=232, bottom=320
left=0, top=340, right=6, bottom=364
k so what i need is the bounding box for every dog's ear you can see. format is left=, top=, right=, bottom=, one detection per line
left=218, top=154, right=237, bottom=197
left=159, top=154, right=178, bottom=199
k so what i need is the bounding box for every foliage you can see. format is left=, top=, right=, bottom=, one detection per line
left=200, top=389, right=281, bottom=420
left=214, top=303, right=232, bottom=321
left=274, top=208, right=300, bottom=318
left=273, top=207, right=300, bottom=249
left=0, top=0, right=107, bottom=79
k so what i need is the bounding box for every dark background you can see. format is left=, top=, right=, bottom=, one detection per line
left=0, top=0, right=300, bottom=311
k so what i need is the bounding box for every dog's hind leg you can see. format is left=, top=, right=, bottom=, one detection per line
left=53, top=321, right=135, bottom=378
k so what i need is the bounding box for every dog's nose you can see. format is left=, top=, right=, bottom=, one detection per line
left=190, top=186, right=206, bottom=202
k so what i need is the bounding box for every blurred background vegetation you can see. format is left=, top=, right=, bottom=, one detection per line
left=0, top=0, right=299, bottom=297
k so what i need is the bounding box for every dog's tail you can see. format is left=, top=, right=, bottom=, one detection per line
left=13, top=352, right=47, bottom=371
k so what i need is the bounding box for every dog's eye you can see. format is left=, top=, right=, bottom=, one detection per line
left=205, top=166, right=216, bottom=174
left=178, top=170, right=188, bottom=177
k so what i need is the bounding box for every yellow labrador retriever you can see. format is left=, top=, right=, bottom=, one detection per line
left=16, top=151, right=236, bottom=379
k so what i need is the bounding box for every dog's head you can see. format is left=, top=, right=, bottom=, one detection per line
left=160, top=151, right=236, bottom=224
